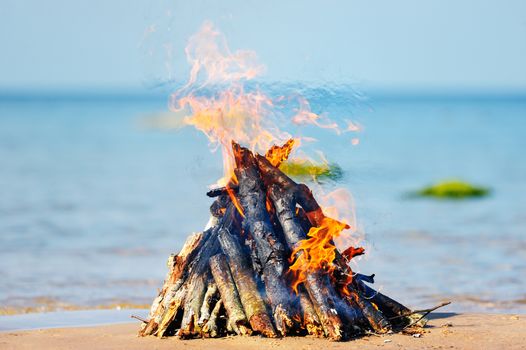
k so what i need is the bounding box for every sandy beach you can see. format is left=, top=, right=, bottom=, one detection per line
left=1, top=313, right=524, bottom=350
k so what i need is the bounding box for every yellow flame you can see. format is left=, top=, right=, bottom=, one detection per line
left=156, top=21, right=350, bottom=184
left=289, top=188, right=365, bottom=294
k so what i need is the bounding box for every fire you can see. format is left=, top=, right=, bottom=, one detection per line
left=265, top=138, right=296, bottom=167
left=158, top=21, right=364, bottom=294
left=289, top=188, right=364, bottom=295
left=289, top=216, right=349, bottom=293
left=148, top=21, right=350, bottom=185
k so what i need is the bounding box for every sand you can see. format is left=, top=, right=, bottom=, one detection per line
left=0, top=313, right=525, bottom=350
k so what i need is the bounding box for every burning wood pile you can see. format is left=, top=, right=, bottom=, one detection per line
left=138, top=140, right=421, bottom=341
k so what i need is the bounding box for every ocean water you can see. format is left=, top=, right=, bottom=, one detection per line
left=0, top=90, right=525, bottom=315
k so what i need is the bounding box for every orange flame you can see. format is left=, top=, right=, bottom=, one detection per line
left=289, top=188, right=365, bottom=294
left=155, top=22, right=365, bottom=293
left=289, top=216, right=348, bottom=293
left=265, top=138, right=296, bottom=167
left=154, top=21, right=350, bottom=185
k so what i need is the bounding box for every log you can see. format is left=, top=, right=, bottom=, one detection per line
left=348, top=292, right=391, bottom=334
left=217, top=205, right=277, bottom=337
left=156, top=225, right=222, bottom=337
left=267, top=167, right=387, bottom=337
left=177, top=271, right=210, bottom=338
left=298, top=288, right=324, bottom=337
left=201, top=299, right=224, bottom=338
left=198, top=281, right=218, bottom=327
left=268, top=183, right=345, bottom=339
left=354, top=278, right=412, bottom=324
left=232, top=142, right=299, bottom=335
left=255, top=154, right=326, bottom=226
left=175, top=204, right=241, bottom=338
left=139, top=231, right=205, bottom=336
left=209, top=254, right=251, bottom=336
left=207, top=185, right=239, bottom=198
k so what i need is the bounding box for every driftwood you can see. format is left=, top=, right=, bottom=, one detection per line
left=139, top=140, right=423, bottom=340
left=209, top=253, right=251, bottom=335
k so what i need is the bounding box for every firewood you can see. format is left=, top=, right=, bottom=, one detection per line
left=176, top=229, right=222, bottom=338
left=217, top=206, right=277, bottom=337
left=266, top=163, right=390, bottom=337
left=139, top=231, right=204, bottom=336
left=158, top=225, right=221, bottom=337
left=201, top=299, right=224, bottom=338
left=177, top=271, right=210, bottom=338
left=209, top=253, right=252, bottom=336
left=298, top=288, right=324, bottom=337
left=268, top=183, right=345, bottom=339
left=348, top=292, right=391, bottom=334
left=207, top=185, right=239, bottom=198
left=232, top=142, right=300, bottom=335
left=139, top=140, right=422, bottom=341
left=198, top=281, right=218, bottom=327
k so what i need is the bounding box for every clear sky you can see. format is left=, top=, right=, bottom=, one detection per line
left=0, top=0, right=525, bottom=91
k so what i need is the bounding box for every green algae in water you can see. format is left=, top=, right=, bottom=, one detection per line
left=415, top=180, right=490, bottom=199
left=280, top=160, right=343, bottom=181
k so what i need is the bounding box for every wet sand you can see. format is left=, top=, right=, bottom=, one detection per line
left=1, top=313, right=525, bottom=350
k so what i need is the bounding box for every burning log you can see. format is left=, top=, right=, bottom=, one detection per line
left=268, top=183, right=345, bottom=340
left=139, top=140, right=424, bottom=341
left=232, top=143, right=299, bottom=335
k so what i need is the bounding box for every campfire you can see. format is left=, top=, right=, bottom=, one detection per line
left=138, top=140, right=424, bottom=340
left=137, top=22, right=443, bottom=341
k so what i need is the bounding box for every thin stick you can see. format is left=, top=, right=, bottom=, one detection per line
left=131, top=315, right=148, bottom=323
left=389, top=301, right=451, bottom=321
left=396, top=301, right=451, bottom=330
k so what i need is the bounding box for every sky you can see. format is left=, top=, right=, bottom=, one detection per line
left=0, top=0, right=525, bottom=91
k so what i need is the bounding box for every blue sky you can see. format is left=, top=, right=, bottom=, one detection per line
left=0, top=0, right=525, bottom=91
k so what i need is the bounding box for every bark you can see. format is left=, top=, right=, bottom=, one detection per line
left=201, top=299, right=224, bottom=338
left=209, top=253, right=251, bottom=336
left=349, top=292, right=391, bottom=334
left=198, top=281, right=218, bottom=327
left=158, top=225, right=221, bottom=338
left=298, top=288, right=324, bottom=337
left=217, top=206, right=277, bottom=338
left=268, top=183, right=345, bottom=340
left=232, top=142, right=298, bottom=335
left=139, top=231, right=204, bottom=336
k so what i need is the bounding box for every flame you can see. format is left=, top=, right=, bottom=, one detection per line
left=153, top=21, right=350, bottom=185
left=289, top=216, right=349, bottom=293
left=289, top=188, right=365, bottom=295
left=265, top=138, right=296, bottom=167
left=156, top=22, right=365, bottom=295
left=226, top=178, right=245, bottom=217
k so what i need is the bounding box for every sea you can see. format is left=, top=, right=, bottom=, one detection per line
left=1, top=88, right=525, bottom=315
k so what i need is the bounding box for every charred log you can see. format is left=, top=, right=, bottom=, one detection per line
left=232, top=142, right=299, bottom=335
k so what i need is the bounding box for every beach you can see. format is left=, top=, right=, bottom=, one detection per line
left=1, top=313, right=524, bottom=350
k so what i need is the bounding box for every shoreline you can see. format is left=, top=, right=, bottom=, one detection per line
left=1, top=313, right=524, bottom=350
